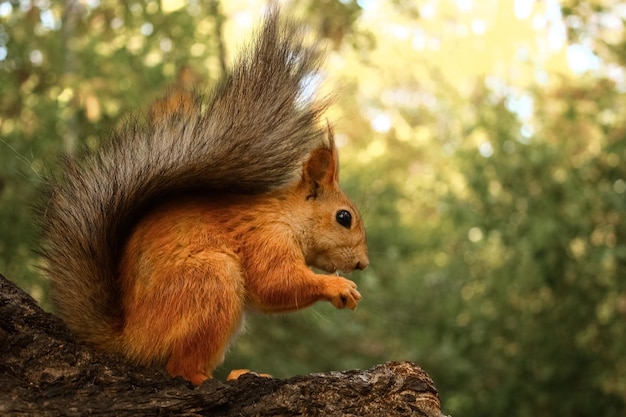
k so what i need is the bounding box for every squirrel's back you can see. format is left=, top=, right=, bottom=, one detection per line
left=37, top=9, right=330, bottom=348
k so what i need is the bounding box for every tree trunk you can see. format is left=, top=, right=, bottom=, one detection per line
left=0, top=274, right=444, bottom=416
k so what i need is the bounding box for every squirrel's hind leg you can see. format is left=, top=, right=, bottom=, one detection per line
left=163, top=250, right=246, bottom=385
left=226, top=369, right=272, bottom=381
left=121, top=246, right=246, bottom=386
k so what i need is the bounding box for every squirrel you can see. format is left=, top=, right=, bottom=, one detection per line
left=37, top=8, right=369, bottom=386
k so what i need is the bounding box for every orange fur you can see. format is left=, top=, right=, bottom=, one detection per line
left=118, top=136, right=368, bottom=384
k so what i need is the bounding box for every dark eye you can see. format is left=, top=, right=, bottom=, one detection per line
left=335, top=210, right=352, bottom=229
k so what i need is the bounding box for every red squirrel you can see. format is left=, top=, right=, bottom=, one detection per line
left=38, top=9, right=368, bottom=386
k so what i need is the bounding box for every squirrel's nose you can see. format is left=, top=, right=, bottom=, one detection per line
left=355, top=258, right=369, bottom=270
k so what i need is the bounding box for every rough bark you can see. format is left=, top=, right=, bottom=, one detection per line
left=0, top=274, right=444, bottom=416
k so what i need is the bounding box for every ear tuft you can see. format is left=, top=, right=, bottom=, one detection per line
left=302, top=124, right=339, bottom=188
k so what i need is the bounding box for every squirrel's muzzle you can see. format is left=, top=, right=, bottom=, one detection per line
left=355, top=258, right=369, bottom=271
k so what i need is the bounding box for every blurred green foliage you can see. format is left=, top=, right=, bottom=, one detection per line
left=1, top=1, right=625, bottom=416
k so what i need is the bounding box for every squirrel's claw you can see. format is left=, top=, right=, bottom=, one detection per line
left=326, top=276, right=361, bottom=310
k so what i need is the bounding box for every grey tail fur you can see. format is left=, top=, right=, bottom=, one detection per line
left=36, top=8, right=329, bottom=347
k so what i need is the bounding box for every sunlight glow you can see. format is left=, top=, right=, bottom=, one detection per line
left=162, top=0, right=185, bottom=13
left=356, top=0, right=377, bottom=11
left=371, top=113, right=392, bottom=133
left=468, top=227, right=484, bottom=242
left=478, top=142, right=494, bottom=158
left=505, top=94, right=534, bottom=121
left=40, top=9, right=59, bottom=31
left=567, top=44, right=601, bottom=74
left=457, top=0, right=472, bottom=13
left=29, top=49, right=43, bottom=66
left=471, top=19, right=486, bottom=35
left=140, top=22, right=153, bottom=36
left=420, top=2, right=436, bottom=20
left=0, top=2, right=12, bottom=17
left=514, top=0, right=534, bottom=20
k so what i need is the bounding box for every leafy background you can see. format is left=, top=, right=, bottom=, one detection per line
left=1, top=0, right=625, bottom=415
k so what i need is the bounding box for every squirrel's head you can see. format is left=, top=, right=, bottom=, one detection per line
left=295, top=129, right=369, bottom=274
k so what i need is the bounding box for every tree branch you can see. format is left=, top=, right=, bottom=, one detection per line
left=0, top=274, right=444, bottom=416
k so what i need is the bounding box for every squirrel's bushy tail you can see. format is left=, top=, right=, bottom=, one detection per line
left=37, top=9, right=328, bottom=347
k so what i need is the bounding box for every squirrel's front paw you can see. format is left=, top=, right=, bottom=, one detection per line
left=325, top=277, right=361, bottom=310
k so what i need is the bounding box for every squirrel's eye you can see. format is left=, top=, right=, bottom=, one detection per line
left=336, top=210, right=352, bottom=229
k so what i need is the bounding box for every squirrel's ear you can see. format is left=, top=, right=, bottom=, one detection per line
left=302, top=126, right=339, bottom=197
